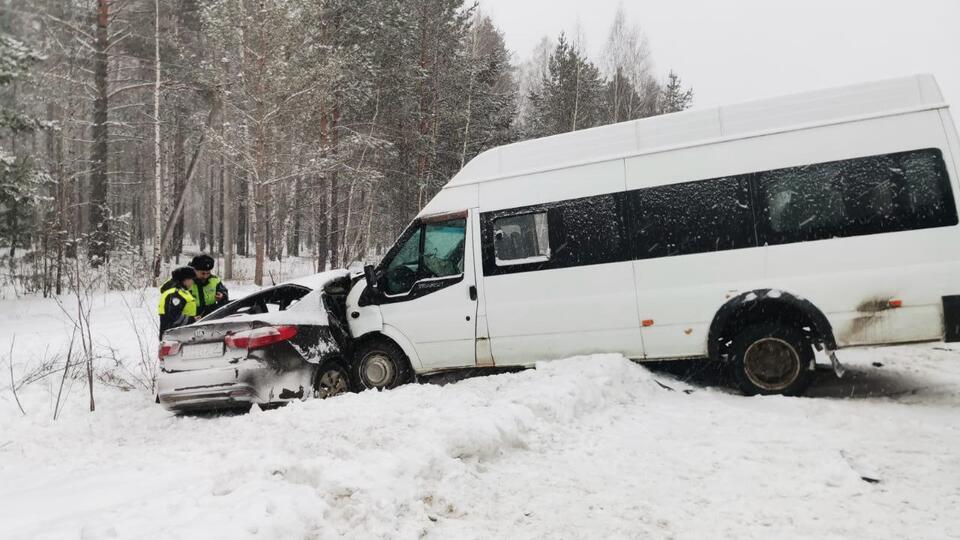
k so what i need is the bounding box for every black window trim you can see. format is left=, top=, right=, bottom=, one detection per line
left=479, top=146, right=958, bottom=277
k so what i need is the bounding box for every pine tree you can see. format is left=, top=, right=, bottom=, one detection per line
left=528, top=33, right=606, bottom=137
left=458, top=15, right=517, bottom=167
left=0, top=34, right=54, bottom=259
left=658, top=70, right=694, bottom=114
left=0, top=34, right=46, bottom=134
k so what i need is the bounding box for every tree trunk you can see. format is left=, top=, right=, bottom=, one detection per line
left=289, top=171, right=302, bottom=257
left=416, top=12, right=431, bottom=206
left=460, top=23, right=480, bottom=169
left=151, top=0, right=163, bottom=283
left=220, top=95, right=232, bottom=277
left=172, top=113, right=186, bottom=261
left=252, top=125, right=264, bottom=284
left=317, top=102, right=330, bottom=271
left=251, top=10, right=268, bottom=285
left=316, top=174, right=328, bottom=272
left=223, top=162, right=234, bottom=278
left=328, top=102, right=341, bottom=269
left=89, top=0, right=110, bottom=266
left=236, top=168, right=247, bottom=257
left=206, top=166, right=215, bottom=254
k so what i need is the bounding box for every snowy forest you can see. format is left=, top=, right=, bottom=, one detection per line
left=0, top=0, right=693, bottom=291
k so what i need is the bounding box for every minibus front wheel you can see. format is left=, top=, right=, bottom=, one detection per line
left=353, top=338, right=414, bottom=391
left=729, top=322, right=814, bottom=396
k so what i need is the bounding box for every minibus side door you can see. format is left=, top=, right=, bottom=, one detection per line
left=376, top=211, right=478, bottom=371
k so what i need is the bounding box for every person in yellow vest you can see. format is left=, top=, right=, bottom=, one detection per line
left=158, top=266, right=198, bottom=338
left=161, top=254, right=229, bottom=318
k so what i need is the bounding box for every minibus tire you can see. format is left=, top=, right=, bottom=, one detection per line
left=353, top=339, right=413, bottom=391
left=729, top=322, right=813, bottom=396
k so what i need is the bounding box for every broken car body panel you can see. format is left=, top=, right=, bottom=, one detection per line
left=157, top=270, right=350, bottom=412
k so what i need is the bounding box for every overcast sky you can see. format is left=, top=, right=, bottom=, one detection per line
left=479, top=0, right=960, bottom=120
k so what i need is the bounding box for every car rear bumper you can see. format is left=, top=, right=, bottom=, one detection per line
left=157, top=361, right=315, bottom=413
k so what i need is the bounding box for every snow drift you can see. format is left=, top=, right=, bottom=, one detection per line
left=2, top=348, right=959, bottom=539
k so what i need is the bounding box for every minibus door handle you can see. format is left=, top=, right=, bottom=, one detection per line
left=469, top=285, right=477, bottom=301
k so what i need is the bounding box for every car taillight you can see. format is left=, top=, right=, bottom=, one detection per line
left=158, top=340, right=181, bottom=359
left=224, top=325, right=298, bottom=350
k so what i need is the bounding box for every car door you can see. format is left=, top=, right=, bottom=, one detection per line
left=377, top=211, right=478, bottom=371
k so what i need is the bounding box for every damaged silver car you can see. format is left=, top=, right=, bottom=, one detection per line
left=156, top=270, right=354, bottom=412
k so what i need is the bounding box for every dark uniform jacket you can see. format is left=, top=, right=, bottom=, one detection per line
left=158, top=287, right=197, bottom=339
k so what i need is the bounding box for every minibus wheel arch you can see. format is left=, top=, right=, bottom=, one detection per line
left=351, top=334, right=416, bottom=390
left=708, top=290, right=837, bottom=361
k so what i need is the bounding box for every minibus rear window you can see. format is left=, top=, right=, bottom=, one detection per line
left=755, top=148, right=958, bottom=244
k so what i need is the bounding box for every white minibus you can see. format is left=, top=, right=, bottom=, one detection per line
left=344, top=74, right=960, bottom=396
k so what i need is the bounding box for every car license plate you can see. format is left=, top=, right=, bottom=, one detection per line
left=181, top=342, right=224, bottom=359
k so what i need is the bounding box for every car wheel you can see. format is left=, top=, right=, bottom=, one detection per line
left=729, top=322, right=814, bottom=396
left=353, top=339, right=413, bottom=391
left=314, top=360, right=352, bottom=399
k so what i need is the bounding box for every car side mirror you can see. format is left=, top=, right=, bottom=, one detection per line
left=363, top=264, right=378, bottom=293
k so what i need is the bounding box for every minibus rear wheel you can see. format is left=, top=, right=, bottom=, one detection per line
left=353, top=339, right=413, bottom=391
left=729, top=322, right=813, bottom=396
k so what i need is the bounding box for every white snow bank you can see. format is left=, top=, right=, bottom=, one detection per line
left=1, top=348, right=959, bottom=539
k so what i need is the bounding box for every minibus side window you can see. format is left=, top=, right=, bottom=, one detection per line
left=629, top=176, right=755, bottom=259
left=759, top=165, right=845, bottom=241
left=755, top=148, right=958, bottom=245
left=493, top=212, right=550, bottom=265
left=551, top=194, right=627, bottom=266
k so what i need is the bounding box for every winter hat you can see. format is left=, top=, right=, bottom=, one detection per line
left=189, top=254, right=215, bottom=271
left=172, top=266, right=197, bottom=284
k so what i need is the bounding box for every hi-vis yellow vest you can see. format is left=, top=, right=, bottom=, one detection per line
left=191, top=276, right=221, bottom=308
left=158, top=288, right=198, bottom=317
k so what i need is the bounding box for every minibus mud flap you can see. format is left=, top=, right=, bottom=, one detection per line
left=942, top=296, right=960, bottom=342
left=826, top=350, right=845, bottom=378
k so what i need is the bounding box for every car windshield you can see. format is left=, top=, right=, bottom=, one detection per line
left=202, top=285, right=312, bottom=321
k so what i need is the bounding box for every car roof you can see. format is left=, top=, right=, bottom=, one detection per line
left=281, top=269, right=350, bottom=290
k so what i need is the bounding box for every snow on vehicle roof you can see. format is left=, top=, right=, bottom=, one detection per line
left=282, top=269, right=350, bottom=290
left=446, top=74, right=946, bottom=187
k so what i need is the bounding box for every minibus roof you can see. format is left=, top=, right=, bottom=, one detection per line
left=447, top=74, right=947, bottom=188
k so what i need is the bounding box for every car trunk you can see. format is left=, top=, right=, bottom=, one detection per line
left=161, top=320, right=262, bottom=372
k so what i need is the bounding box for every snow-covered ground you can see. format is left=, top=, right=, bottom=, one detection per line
left=0, top=286, right=958, bottom=539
